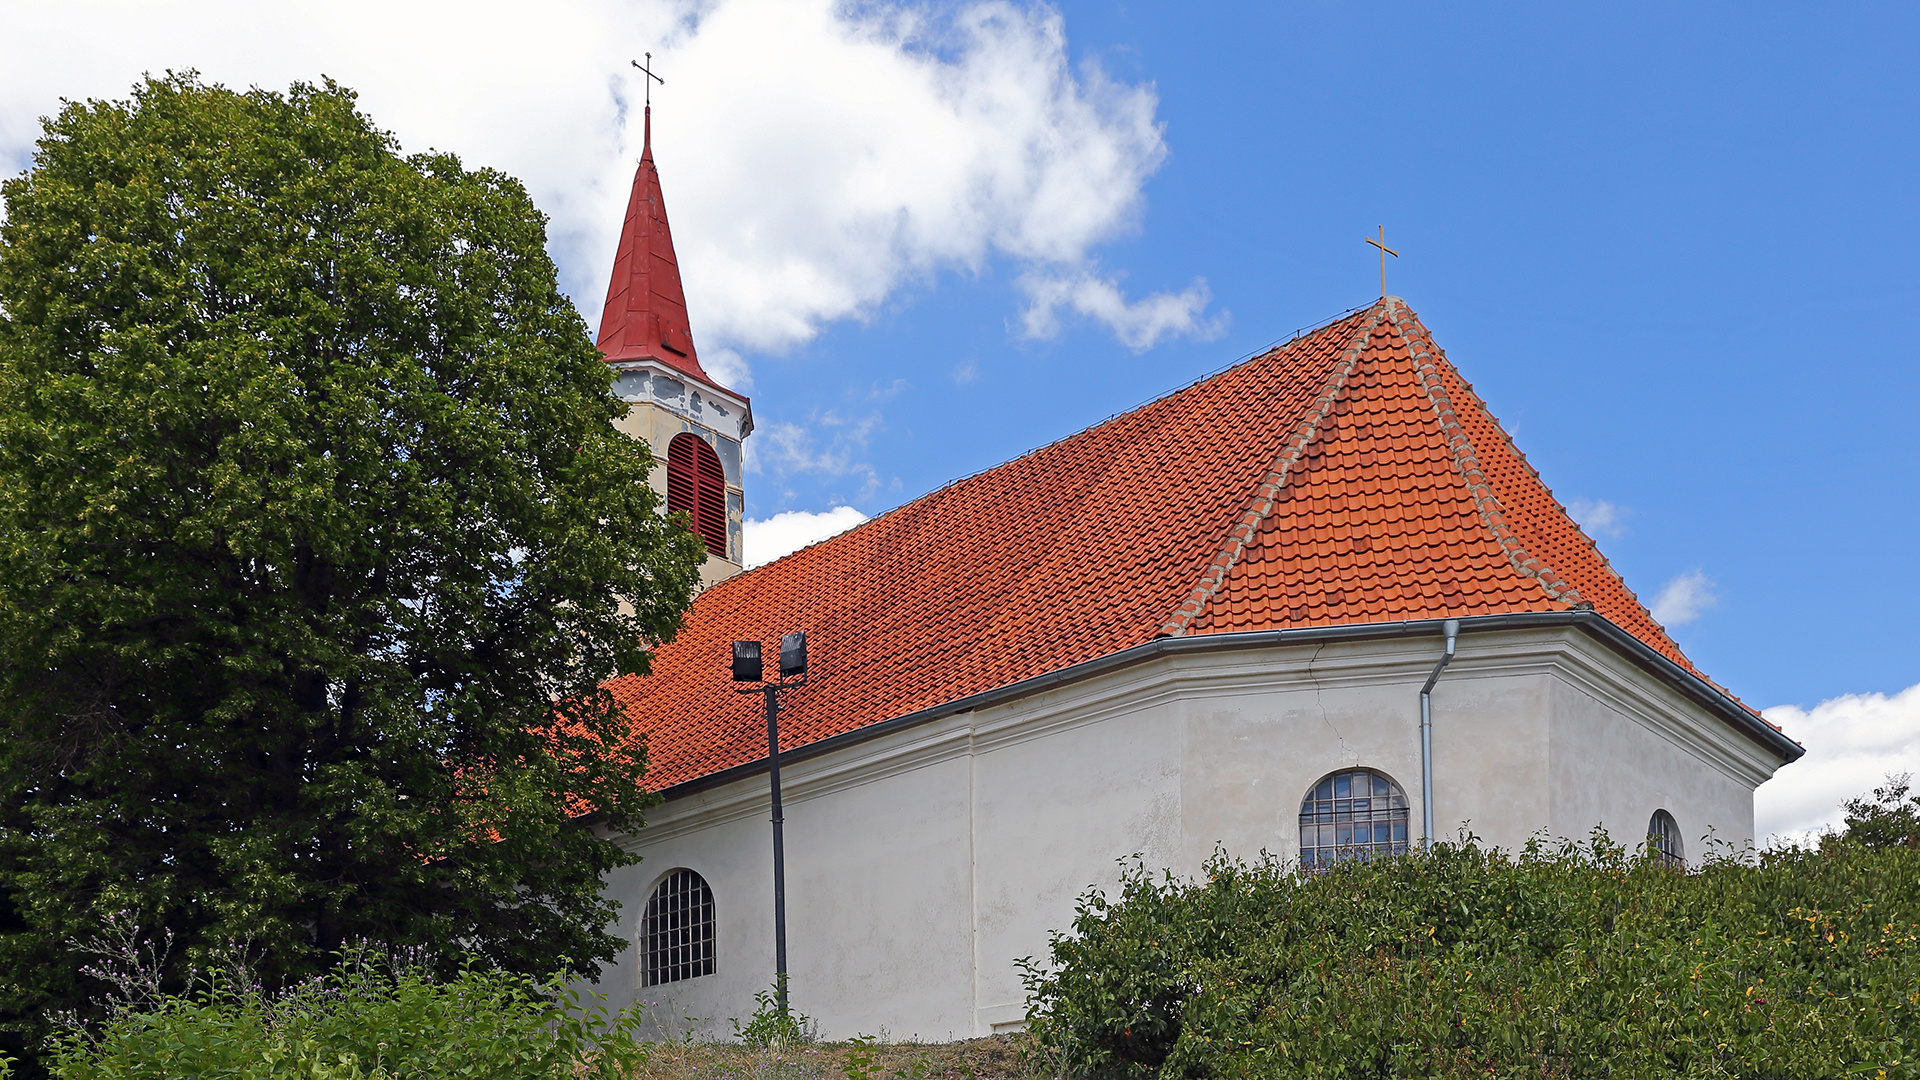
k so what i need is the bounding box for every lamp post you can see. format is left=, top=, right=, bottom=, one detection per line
left=731, top=631, right=807, bottom=1017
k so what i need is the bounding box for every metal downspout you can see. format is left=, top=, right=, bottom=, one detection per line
left=1419, top=619, right=1460, bottom=846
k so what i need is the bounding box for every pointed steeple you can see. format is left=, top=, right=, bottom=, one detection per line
left=597, top=107, right=715, bottom=384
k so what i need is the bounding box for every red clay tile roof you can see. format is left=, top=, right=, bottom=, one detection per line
left=606, top=298, right=1746, bottom=791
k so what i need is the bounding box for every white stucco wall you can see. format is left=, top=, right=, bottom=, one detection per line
left=588, top=624, right=1793, bottom=1041
left=1539, top=631, right=1776, bottom=860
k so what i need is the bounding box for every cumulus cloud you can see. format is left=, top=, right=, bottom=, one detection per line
left=699, top=347, right=753, bottom=393
left=747, top=411, right=885, bottom=498
left=0, top=2, right=671, bottom=278
left=662, top=0, right=1203, bottom=356
left=1757, top=681, right=1920, bottom=847
left=1019, top=269, right=1224, bottom=350
left=744, top=506, right=868, bottom=568
left=1565, top=497, right=1626, bottom=539
left=0, top=0, right=1209, bottom=375
left=1650, top=569, right=1716, bottom=627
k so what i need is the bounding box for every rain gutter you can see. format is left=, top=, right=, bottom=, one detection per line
left=653, top=610, right=1803, bottom=804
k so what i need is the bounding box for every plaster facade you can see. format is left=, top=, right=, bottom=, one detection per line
left=592, top=620, right=1790, bottom=1040
left=609, top=359, right=750, bottom=585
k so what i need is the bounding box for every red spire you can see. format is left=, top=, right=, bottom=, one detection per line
left=597, top=106, right=714, bottom=384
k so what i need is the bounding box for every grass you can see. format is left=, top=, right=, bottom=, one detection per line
left=628, top=1033, right=1049, bottom=1080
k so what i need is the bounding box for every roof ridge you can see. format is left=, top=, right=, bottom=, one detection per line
left=1158, top=303, right=1395, bottom=637
left=1412, top=341, right=1675, bottom=638
left=1383, top=299, right=1580, bottom=606
left=606, top=299, right=1790, bottom=793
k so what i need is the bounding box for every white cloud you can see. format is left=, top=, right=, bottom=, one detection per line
left=0, top=1, right=675, bottom=262
left=0, top=0, right=1204, bottom=373
left=700, top=347, right=753, bottom=393
left=1018, top=269, right=1224, bottom=350
left=1565, top=497, right=1626, bottom=539
left=1757, top=681, right=1920, bottom=847
left=1650, top=569, right=1716, bottom=627
left=744, top=506, right=868, bottom=568
left=748, top=412, right=884, bottom=497
left=662, top=0, right=1185, bottom=357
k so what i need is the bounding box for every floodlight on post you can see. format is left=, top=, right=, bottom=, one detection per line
left=780, top=632, right=807, bottom=678
left=732, top=640, right=762, bottom=682
left=731, top=631, right=810, bottom=1018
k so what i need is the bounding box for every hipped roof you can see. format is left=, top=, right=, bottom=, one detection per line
left=607, top=298, right=1780, bottom=790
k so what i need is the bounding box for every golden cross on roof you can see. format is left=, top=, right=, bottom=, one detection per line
left=631, top=52, right=664, bottom=108
left=1365, top=226, right=1399, bottom=299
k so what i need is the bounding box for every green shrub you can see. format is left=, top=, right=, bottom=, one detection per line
left=729, top=976, right=818, bottom=1048
left=46, top=955, right=646, bottom=1080
left=1021, top=836, right=1920, bottom=1078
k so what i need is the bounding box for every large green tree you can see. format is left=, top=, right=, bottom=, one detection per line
left=0, top=73, right=704, bottom=1037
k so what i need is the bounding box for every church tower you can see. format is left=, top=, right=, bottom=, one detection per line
left=598, top=107, right=751, bottom=587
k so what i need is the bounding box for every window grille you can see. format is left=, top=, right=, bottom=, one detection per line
left=641, top=869, right=715, bottom=986
left=1298, top=768, right=1410, bottom=871
left=666, top=433, right=728, bottom=558
left=1648, top=809, right=1685, bottom=870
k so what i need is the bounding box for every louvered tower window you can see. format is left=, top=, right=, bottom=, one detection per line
left=666, top=432, right=728, bottom=558
left=641, top=869, right=716, bottom=986
left=1299, top=768, right=1411, bottom=871
left=1648, top=809, right=1685, bottom=870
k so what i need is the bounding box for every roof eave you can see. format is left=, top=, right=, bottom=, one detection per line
left=647, top=611, right=1801, bottom=803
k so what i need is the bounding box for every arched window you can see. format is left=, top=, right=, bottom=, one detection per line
left=641, top=869, right=715, bottom=986
left=1299, top=768, right=1410, bottom=870
left=1648, top=809, right=1685, bottom=869
left=666, top=433, right=727, bottom=558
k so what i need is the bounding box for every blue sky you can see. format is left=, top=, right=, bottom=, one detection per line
left=3, top=1, right=1916, bottom=837
left=755, top=3, right=1919, bottom=711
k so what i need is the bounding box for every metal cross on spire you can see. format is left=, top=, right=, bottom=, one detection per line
left=631, top=52, right=664, bottom=108
left=1365, top=226, right=1399, bottom=299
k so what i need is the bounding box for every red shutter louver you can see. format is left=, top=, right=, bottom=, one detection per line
left=696, top=442, right=727, bottom=557
left=666, top=433, right=697, bottom=529
left=666, top=432, right=728, bottom=559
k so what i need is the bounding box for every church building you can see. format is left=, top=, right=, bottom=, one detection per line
left=585, top=116, right=1804, bottom=1040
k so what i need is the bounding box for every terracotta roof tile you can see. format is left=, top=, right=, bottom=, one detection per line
left=606, top=298, right=1762, bottom=791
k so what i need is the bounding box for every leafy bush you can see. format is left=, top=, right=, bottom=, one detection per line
left=730, top=977, right=818, bottom=1048
left=45, top=954, right=646, bottom=1080
left=1021, top=835, right=1920, bottom=1078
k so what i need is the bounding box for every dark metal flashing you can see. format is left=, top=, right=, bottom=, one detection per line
left=653, top=611, right=1802, bottom=803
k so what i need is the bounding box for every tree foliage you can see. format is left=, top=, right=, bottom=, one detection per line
left=1835, top=773, right=1920, bottom=850
left=0, top=73, right=705, bottom=1045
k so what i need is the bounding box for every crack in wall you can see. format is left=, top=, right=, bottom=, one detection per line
left=1305, top=640, right=1348, bottom=757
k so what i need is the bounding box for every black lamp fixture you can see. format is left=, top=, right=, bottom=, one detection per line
left=731, top=639, right=761, bottom=682
left=730, top=633, right=804, bottom=682
left=731, top=630, right=808, bottom=1017
left=779, top=631, right=807, bottom=679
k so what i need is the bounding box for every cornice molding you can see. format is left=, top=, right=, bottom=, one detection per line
left=629, top=612, right=1800, bottom=838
